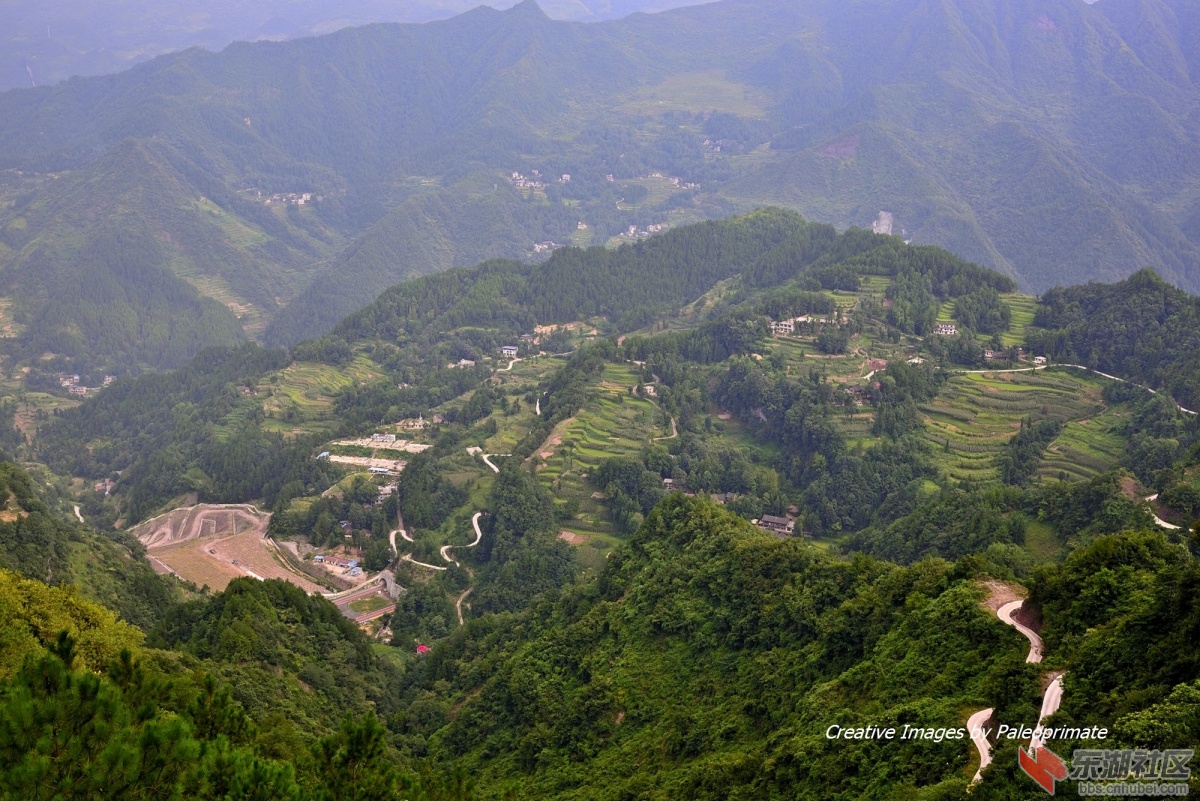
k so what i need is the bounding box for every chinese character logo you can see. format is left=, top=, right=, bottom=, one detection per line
left=1019, top=745, right=1068, bottom=795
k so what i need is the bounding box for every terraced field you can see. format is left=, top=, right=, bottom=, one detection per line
left=1039, top=410, right=1129, bottom=482
left=536, top=362, right=664, bottom=542
left=1000, top=294, right=1038, bottom=347
left=256, top=356, right=382, bottom=436
left=934, top=293, right=1037, bottom=347
left=921, top=371, right=1114, bottom=483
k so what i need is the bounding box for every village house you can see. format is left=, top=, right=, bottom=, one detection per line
left=662, top=478, right=675, bottom=490
left=933, top=323, right=958, bottom=336
left=770, top=319, right=795, bottom=335
left=710, top=492, right=738, bottom=505
left=867, top=358, right=889, bottom=372
left=456, top=358, right=476, bottom=368
left=756, top=515, right=796, bottom=537
left=430, top=414, right=445, bottom=425
left=641, top=385, right=658, bottom=397
left=1034, top=356, right=1048, bottom=365
left=500, top=345, right=519, bottom=358
left=907, top=356, right=926, bottom=365
left=399, top=416, right=426, bottom=431
left=984, top=349, right=1007, bottom=362
left=68, top=386, right=88, bottom=396
left=371, top=433, right=397, bottom=445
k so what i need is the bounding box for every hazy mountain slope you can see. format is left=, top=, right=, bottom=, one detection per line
left=0, top=0, right=1198, bottom=368
left=722, top=0, right=1200, bottom=291
left=264, top=176, right=578, bottom=345
left=0, top=0, right=711, bottom=91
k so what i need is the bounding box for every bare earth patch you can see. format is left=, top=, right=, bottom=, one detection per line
left=978, top=579, right=1027, bottom=613
left=131, top=503, right=323, bottom=593
left=557, top=531, right=590, bottom=546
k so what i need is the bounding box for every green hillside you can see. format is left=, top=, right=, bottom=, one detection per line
left=4, top=210, right=1200, bottom=798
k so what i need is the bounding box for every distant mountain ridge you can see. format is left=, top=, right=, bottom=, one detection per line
left=0, top=0, right=1197, bottom=373
left=0, top=0, right=712, bottom=91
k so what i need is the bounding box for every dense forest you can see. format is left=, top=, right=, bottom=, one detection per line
left=1027, top=269, right=1200, bottom=410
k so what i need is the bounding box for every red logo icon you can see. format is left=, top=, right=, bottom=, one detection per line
left=1019, top=746, right=1068, bottom=795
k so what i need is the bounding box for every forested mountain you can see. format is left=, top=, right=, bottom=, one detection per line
left=2, top=0, right=1198, bottom=376
left=1027, top=269, right=1200, bottom=410
left=0, top=0, right=710, bottom=91
left=8, top=205, right=1200, bottom=796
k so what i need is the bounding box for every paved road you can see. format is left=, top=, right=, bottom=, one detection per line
left=997, top=600, right=1044, bottom=663
left=1144, top=494, right=1181, bottom=531
left=1030, top=675, right=1065, bottom=751
left=970, top=599, right=1064, bottom=785
left=402, top=553, right=447, bottom=571
left=73, top=505, right=84, bottom=523
left=968, top=707, right=995, bottom=783
left=481, top=453, right=501, bottom=473
left=354, top=604, right=396, bottom=624
left=497, top=358, right=521, bottom=372
left=440, top=512, right=485, bottom=567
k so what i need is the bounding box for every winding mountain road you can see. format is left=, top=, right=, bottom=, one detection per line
left=1144, top=494, right=1181, bottom=531
left=970, top=598, right=1063, bottom=784
left=456, top=588, right=473, bottom=625
left=401, top=553, right=447, bottom=571
left=439, top=512, right=484, bottom=568
left=652, top=416, right=677, bottom=442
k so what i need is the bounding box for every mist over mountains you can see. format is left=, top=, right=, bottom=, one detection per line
left=0, top=0, right=712, bottom=91
left=0, top=0, right=1197, bottom=375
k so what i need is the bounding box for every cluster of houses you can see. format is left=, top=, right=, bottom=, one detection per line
left=769, top=313, right=844, bottom=335
left=642, top=172, right=699, bottom=190
left=313, top=554, right=363, bottom=577
left=451, top=358, right=476, bottom=369
left=59, top=373, right=115, bottom=396
left=844, top=381, right=883, bottom=405
left=533, top=241, right=562, bottom=253
left=510, top=170, right=548, bottom=189
left=398, top=413, right=444, bottom=431
left=621, top=223, right=667, bottom=239
left=241, top=189, right=321, bottom=206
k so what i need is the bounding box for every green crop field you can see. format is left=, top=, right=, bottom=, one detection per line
left=1001, top=294, right=1038, bottom=347
left=536, top=362, right=665, bottom=537
left=1038, top=408, right=1129, bottom=482
left=920, top=371, right=1115, bottom=483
